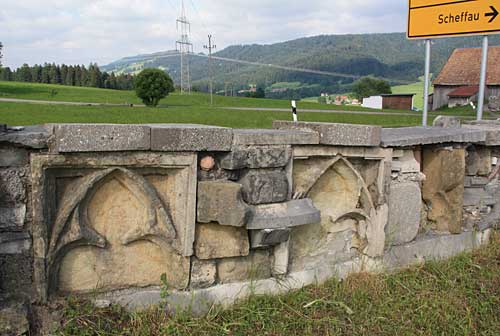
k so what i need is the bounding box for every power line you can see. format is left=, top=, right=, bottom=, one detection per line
left=176, top=0, right=193, bottom=94
left=204, top=34, right=216, bottom=105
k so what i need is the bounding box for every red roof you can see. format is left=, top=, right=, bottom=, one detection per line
left=434, top=46, right=500, bottom=86
left=447, top=86, right=479, bottom=98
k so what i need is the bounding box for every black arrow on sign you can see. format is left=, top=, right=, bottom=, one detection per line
left=485, top=5, right=499, bottom=23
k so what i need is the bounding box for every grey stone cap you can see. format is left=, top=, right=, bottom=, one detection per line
left=246, top=198, right=321, bottom=230
left=232, top=129, right=319, bottom=146
left=150, top=124, right=233, bottom=152
left=0, top=126, right=49, bottom=149
left=462, top=124, right=500, bottom=146
left=381, top=127, right=487, bottom=147
left=273, top=121, right=381, bottom=147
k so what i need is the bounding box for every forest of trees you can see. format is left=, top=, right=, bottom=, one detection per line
left=0, top=62, right=135, bottom=90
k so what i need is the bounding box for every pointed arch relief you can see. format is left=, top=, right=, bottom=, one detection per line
left=290, top=156, right=388, bottom=271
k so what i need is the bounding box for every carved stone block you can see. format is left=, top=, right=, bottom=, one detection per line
left=239, top=169, right=288, bottom=205
left=217, top=250, right=271, bottom=284
left=197, top=181, right=251, bottom=227
left=31, top=153, right=197, bottom=301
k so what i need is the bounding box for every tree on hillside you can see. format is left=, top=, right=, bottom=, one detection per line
left=352, top=77, right=392, bottom=100
left=134, top=69, right=174, bottom=107
left=0, top=42, right=3, bottom=68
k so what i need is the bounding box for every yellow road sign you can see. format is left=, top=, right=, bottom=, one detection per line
left=408, top=0, right=500, bottom=39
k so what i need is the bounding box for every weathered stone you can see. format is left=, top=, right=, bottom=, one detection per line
left=488, top=95, right=500, bottom=112
left=239, top=169, right=288, bottom=205
left=0, top=125, right=49, bottom=149
left=0, top=168, right=26, bottom=204
left=463, top=188, right=496, bottom=206
left=381, top=127, right=486, bottom=147
left=250, top=229, right=290, bottom=248
left=272, top=241, right=290, bottom=275
left=195, top=223, right=250, bottom=260
left=273, top=121, right=381, bottom=147
left=217, top=250, right=271, bottom=284
left=232, top=129, right=319, bottom=146
left=464, top=176, right=490, bottom=187
left=384, top=231, right=487, bottom=269
left=220, top=146, right=291, bottom=170
left=391, top=150, right=420, bottom=173
left=151, top=124, right=233, bottom=151
left=246, top=199, right=320, bottom=230
left=190, top=258, right=217, bottom=289
left=30, top=153, right=198, bottom=300
left=50, top=124, right=151, bottom=152
left=0, top=148, right=28, bottom=167
left=197, top=181, right=251, bottom=227
left=463, top=123, right=500, bottom=146
left=466, top=146, right=491, bottom=176
left=0, top=303, right=29, bottom=336
left=386, top=182, right=421, bottom=245
left=0, top=206, right=26, bottom=229
left=0, top=124, right=6, bottom=132
left=432, top=116, right=461, bottom=128
left=422, top=147, right=465, bottom=234
left=58, top=172, right=191, bottom=292
left=0, top=232, right=31, bottom=255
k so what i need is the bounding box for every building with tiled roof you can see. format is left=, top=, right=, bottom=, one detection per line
left=432, top=46, right=500, bottom=110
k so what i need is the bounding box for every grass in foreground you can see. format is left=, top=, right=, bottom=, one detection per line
left=57, top=233, right=500, bottom=336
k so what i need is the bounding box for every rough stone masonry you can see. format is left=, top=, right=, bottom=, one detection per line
left=0, top=120, right=498, bottom=335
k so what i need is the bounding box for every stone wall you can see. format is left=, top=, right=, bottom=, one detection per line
left=0, top=121, right=498, bottom=335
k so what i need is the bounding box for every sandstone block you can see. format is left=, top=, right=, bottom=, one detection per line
left=50, top=124, right=151, bottom=152
left=197, top=181, right=251, bottom=227
left=195, top=223, right=250, bottom=260
left=151, top=124, right=233, bottom=151
left=422, top=147, right=465, bottom=234
left=273, top=121, right=381, bottom=147
left=217, top=250, right=271, bottom=284
left=246, top=199, right=320, bottom=230
left=272, top=241, right=290, bottom=275
left=239, top=169, right=289, bottom=205
left=464, top=176, right=490, bottom=187
left=466, top=146, right=491, bottom=176
left=220, top=146, right=291, bottom=170
left=386, top=182, right=421, bottom=245
left=0, top=148, right=28, bottom=167
left=0, top=232, right=31, bottom=255
left=463, top=188, right=496, bottom=206
left=190, top=258, right=217, bottom=289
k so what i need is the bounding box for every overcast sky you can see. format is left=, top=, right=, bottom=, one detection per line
left=1, top=0, right=407, bottom=69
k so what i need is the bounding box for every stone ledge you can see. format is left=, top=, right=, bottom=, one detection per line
left=381, top=127, right=486, bottom=147
left=0, top=126, right=49, bottom=149
left=247, top=199, right=321, bottom=230
left=232, top=129, right=319, bottom=146
left=48, top=124, right=151, bottom=153
left=151, top=124, right=233, bottom=152
left=463, top=124, right=500, bottom=146
left=273, top=121, right=381, bottom=147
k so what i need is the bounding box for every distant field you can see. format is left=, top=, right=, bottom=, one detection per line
left=0, top=81, right=477, bottom=128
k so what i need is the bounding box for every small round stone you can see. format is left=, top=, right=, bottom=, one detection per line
left=200, top=156, right=216, bottom=171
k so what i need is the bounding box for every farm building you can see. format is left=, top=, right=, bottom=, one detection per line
left=362, top=94, right=415, bottom=110
left=432, top=46, right=500, bottom=110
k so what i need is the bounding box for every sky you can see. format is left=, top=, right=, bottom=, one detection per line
left=0, top=0, right=408, bottom=69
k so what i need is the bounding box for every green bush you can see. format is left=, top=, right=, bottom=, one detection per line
left=134, top=69, right=174, bottom=107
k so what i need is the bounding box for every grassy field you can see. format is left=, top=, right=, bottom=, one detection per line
left=57, top=233, right=500, bottom=335
left=0, top=81, right=477, bottom=128
left=391, top=79, right=433, bottom=111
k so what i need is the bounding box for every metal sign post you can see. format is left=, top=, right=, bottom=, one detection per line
left=423, top=39, right=432, bottom=126
left=477, top=35, right=489, bottom=120
left=291, top=100, right=298, bottom=122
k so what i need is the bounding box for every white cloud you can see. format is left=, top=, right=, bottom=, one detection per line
left=1, top=0, right=407, bottom=68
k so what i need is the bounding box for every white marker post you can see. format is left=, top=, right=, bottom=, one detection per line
left=422, top=39, right=431, bottom=127
left=291, top=100, right=298, bottom=122
left=477, top=36, right=489, bottom=121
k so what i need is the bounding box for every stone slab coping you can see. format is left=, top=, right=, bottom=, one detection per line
left=232, top=129, right=320, bottom=146
left=381, top=127, right=487, bottom=147
left=0, top=126, right=49, bottom=149
left=273, top=121, right=381, bottom=147
left=462, top=124, right=500, bottom=146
